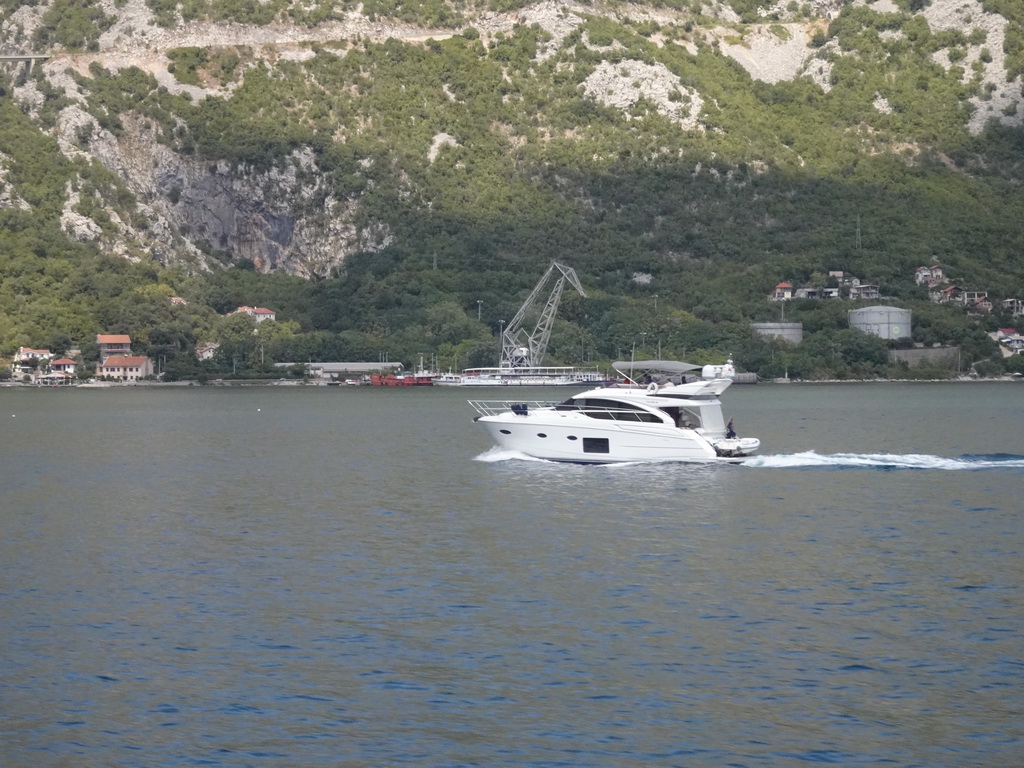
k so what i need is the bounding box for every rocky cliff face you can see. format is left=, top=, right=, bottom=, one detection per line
left=46, top=98, right=392, bottom=278
left=84, top=112, right=391, bottom=278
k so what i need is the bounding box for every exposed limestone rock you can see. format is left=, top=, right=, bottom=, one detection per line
left=0, top=3, right=44, bottom=52
left=582, top=60, right=704, bottom=130
left=802, top=52, right=835, bottom=93
left=53, top=104, right=98, bottom=159
left=60, top=184, right=103, bottom=242
left=720, top=25, right=811, bottom=84
left=922, top=0, right=1022, bottom=133
left=0, top=154, right=30, bottom=211
left=12, top=80, right=45, bottom=118
left=428, top=133, right=460, bottom=163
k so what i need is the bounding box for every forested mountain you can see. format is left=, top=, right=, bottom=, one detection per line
left=2, top=0, right=1024, bottom=380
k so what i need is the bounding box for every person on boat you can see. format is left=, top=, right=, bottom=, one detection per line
left=726, top=418, right=737, bottom=439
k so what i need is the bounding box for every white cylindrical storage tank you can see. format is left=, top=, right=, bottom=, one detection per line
left=751, top=322, right=803, bottom=344
left=849, top=306, right=911, bottom=340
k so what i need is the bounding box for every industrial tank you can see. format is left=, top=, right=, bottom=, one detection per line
left=848, top=306, right=911, bottom=340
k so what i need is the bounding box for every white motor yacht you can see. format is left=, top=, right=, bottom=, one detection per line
left=469, top=361, right=759, bottom=464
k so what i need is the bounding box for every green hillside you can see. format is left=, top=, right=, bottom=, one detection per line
left=1, top=0, right=1023, bottom=380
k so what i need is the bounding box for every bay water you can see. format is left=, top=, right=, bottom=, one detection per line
left=1, top=382, right=1021, bottom=767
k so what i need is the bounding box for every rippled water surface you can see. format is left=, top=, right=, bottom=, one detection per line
left=1, top=382, right=1022, bottom=767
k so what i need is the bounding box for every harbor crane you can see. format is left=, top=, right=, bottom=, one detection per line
left=500, top=262, right=586, bottom=369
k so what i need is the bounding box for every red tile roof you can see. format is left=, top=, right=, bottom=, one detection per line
left=97, top=334, right=132, bottom=344
left=98, top=356, right=149, bottom=367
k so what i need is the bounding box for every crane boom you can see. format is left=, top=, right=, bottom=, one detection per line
left=500, top=262, right=586, bottom=368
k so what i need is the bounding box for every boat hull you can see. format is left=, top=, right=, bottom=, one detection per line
left=476, top=414, right=754, bottom=464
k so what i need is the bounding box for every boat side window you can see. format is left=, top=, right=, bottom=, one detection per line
left=555, top=398, right=580, bottom=411
left=577, top=398, right=617, bottom=420
left=577, top=399, right=661, bottom=423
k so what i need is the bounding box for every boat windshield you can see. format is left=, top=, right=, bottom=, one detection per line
left=566, top=398, right=665, bottom=423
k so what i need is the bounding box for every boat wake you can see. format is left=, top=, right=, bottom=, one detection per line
left=742, top=451, right=1024, bottom=471
left=473, top=448, right=661, bottom=467
left=474, top=447, right=550, bottom=463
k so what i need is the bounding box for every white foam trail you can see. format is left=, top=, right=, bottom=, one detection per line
left=474, top=447, right=549, bottom=463
left=742, top=451, right=1024, bottom=470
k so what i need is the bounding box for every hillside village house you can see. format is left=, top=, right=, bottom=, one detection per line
left=849, top=283, right=880, bottom=300
left=915, top=265, right=946, bottom=287
left=772, top=271, right=883, bottom=302
left=932, top=285, right=962, bottom=303
left=229, top=306, right=276, bottom=322
left=97, top=334, right=132, bottom=359
left=995, top=329, right=1024, bottom=354
left=1003, top=337, right=1024, bottom=353
left=1003, top=298, right=1024, bottom=317
left=965, top=292, right=993, bottom=314
left=196, top=342, right=220, bottom=361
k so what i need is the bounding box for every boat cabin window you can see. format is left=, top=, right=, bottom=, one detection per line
left=582, top=437, right=610, bottom=454
left=574, top=398, right=663, bottom=423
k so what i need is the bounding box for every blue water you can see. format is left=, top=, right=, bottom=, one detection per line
left=1, top=382, right=1022, bottom=767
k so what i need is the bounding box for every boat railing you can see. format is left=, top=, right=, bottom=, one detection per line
left=468, top=400, right=555, bottom=417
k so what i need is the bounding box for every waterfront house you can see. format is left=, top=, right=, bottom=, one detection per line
left=96, top=355, right=154, bottom=382
left=13, top=347, right=52, bottom=376
left=50, top=358, right=78, bottom=376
